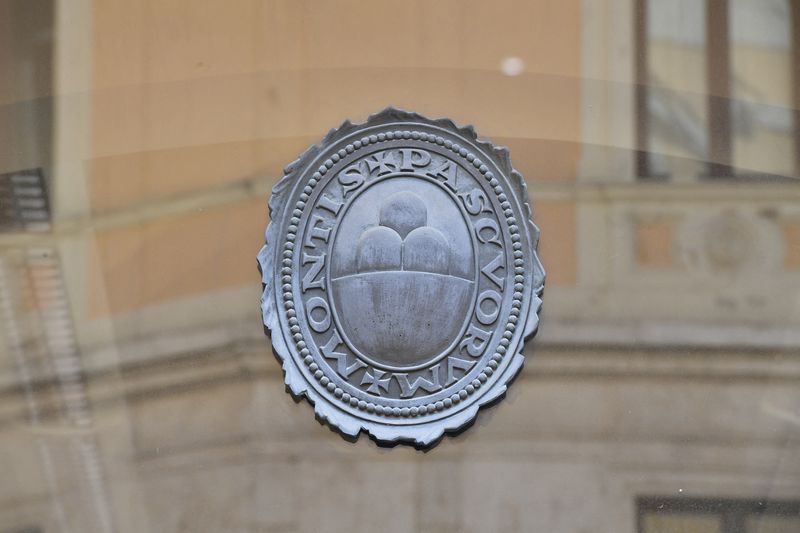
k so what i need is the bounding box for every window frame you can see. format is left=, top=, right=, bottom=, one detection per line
left=637, top=496, right=800, bottom=533
left=635, top=0, right=800, bottom=181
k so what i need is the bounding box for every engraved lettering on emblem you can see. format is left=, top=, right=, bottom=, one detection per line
left=459, top=189, right=493, bottom=216
left=304, top=215, right=332, bottom=249
left=317, top=194, right=344, bottom=215
left=426, top=160, right=459, bottom=192
left=476, top=290, right=502, bottom=325
left=320, top=330, right=367, bottom=377
left=305, top=296, right=332, bottom=332
left=480, top=253, right=506, bottom=290
left=338, top=165, right=366, bottom=197
left=301, top=252, right=326, bottom=292
left=474, top=217, right=502, bottom=247
left=398, top=149, right=431, bottom=172
left=394, top=365, right=443, bottom=398
left=365, top=151, right=398, bottom=176
left=446, top=356, right=476, bottom=385
left=459, top=324, right=492, bottom=357
left=361, top=368, right=391, bottom=395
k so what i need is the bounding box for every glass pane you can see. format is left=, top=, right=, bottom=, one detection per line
left=1, top=1, right=800, bottom=532
left=646, top=0, right=709, bottom=177
left=730, top=0, right=794, bottom=176
left=642, top=512, right=722, bottom=533
left=747, top=515, right=800, bottom=533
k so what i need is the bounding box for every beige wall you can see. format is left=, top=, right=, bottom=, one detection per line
left=90, top=0, right=581, bottom=200
left=86, top=0, right=583, bottom=323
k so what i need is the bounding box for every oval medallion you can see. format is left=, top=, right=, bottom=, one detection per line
left=257, top=108, right=545, bottom=447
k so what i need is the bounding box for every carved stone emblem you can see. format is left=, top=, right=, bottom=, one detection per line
left=258, top=109, right=544, bottom=446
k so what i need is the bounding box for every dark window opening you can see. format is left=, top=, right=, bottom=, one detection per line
left=638, top=496, right=800, bottom=533
left=0, top=0, right=54, bottom=182
left=0, top=168, right=51, bottom=233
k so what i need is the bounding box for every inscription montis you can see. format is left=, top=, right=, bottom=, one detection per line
left=296, top=147, right=507, bottom=399
left=261, top=111, right=543, bottom=446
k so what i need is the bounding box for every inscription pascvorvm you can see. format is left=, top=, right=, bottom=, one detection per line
left=258, top=108, right=544, bottom=447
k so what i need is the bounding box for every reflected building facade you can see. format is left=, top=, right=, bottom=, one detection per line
left=0, top=1, right=799, bottom=532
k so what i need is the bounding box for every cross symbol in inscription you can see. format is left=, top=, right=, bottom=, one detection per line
left=361, top=369, right=391, bottom=395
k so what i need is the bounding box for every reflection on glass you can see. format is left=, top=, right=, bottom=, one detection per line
left=0, top=0, right=53, bottom=178
left=646, top=0, right=709, bottom=178
left=730, top=0, right=794, bottom=177
left=642, top=512, right=721, bottom=533
left=0, top=1, right=799, bottom=531
left=746, top=515, right=800, bottom=533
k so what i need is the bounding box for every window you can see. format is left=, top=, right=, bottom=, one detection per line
left=0, top=0, right=53, bottom=180
left=638, top=497, right=800, bottom=533
left=636, top=0, right=800, bottom=180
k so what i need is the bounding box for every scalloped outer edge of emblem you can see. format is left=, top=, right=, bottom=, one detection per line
left=257, top=107, right=545, bottom=448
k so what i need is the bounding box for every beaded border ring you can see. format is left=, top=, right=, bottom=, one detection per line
left=257, top=108, right=545, bottom=447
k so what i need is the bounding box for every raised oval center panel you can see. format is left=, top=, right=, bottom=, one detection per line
left=329, top=176, right=477, bottom=371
